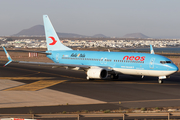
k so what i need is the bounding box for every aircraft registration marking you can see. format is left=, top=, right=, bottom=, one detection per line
left=4, top=80, right=66, bottom=91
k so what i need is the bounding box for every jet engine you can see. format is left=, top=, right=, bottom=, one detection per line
left=87, top=68, right=108, bottom=79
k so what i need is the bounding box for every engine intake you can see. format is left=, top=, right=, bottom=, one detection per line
left=87, top=68, right=108, bottom=79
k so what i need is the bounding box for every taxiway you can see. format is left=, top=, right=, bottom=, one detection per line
left=0, top=61, right=180, bottom=113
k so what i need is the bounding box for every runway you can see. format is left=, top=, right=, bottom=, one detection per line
left=0, top=61, right=180, bottom=113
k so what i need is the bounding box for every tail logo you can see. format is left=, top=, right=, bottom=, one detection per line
left=49, top=36, right=57, bottom=45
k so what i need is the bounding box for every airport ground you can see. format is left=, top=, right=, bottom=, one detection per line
left=0, top=49, right=180, bottom=119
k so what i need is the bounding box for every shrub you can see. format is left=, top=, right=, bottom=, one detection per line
left=62, top=111, right=66, bottom=114
left=84, top=110, right=88, bottom=113
left=104, top=109, right=111, bottom=113
left=141, top=107, right=146, bottom=111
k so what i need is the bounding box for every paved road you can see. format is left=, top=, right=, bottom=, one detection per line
left=0, top=61, right=180, bottom=114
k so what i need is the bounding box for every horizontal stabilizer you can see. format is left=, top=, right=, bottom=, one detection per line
left=3, top=47, right=13, bottom=67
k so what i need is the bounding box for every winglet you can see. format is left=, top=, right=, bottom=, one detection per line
left=150, top=44, right=155, bottom=54
left=3, top=47, right=13, bottom=67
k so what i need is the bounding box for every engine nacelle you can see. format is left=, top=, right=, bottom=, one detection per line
left=87, top=68, right=108, bottom=79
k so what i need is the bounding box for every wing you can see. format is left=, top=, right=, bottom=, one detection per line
left=17, top=61, right=90, bottom=69
left=1, top=49, right=51, bottom=55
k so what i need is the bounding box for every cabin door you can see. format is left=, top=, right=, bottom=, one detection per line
left=56, top=53, right=59, bottom=63
left=149, top=58, right=155, bottom=69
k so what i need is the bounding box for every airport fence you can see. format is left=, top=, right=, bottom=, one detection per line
left=0, top=112, right=180, bottom=120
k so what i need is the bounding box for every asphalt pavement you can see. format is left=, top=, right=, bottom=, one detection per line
left=0, top=61, right=180, bottom=114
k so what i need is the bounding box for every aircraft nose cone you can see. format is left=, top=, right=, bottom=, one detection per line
left=172, top=64, right=179, bottom=72
left=175, top=65, right=179, bottom=72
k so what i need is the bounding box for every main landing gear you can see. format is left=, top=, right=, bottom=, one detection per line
left=87, top=76, right=92, bottom=80
left=110, top=74, right=119, bottom=79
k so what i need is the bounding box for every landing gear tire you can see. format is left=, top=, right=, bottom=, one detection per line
left=110, top=74, right=119, bottom=79
left=86, top=76, right=93, bottom=80
left=158, top=79, right=163, bottom=84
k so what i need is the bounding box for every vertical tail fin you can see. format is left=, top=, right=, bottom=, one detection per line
left=43, top=15, right=72, bottom=51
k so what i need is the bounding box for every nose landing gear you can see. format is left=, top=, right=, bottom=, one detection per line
left=158, top=76, right=167, bottom=84
left=158, top=79, right=163, bottom=84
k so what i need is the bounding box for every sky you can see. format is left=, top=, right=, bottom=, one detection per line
left=0, top=0, right=180, bottom=38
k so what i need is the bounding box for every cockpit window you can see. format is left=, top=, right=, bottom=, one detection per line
left=160, top=61, right=172, bottom=64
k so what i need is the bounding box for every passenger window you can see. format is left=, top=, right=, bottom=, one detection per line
left=160, top=61, right=166, bottom=64
left=166, top=61, right=172, bottom=63
left=160, top=61, right=172, bottom=64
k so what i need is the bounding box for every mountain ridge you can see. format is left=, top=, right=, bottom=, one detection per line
left=123, top=33, right=150, bottom=38
left=13, top=25, right=107, bottom=38
left=13, top=25, right=151, bottom=38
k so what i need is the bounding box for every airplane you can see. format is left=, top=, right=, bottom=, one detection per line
left=3, top=15, right=179, bottom=84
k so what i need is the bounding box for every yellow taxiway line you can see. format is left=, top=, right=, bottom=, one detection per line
left=4, top=80, right=66, bottom=91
